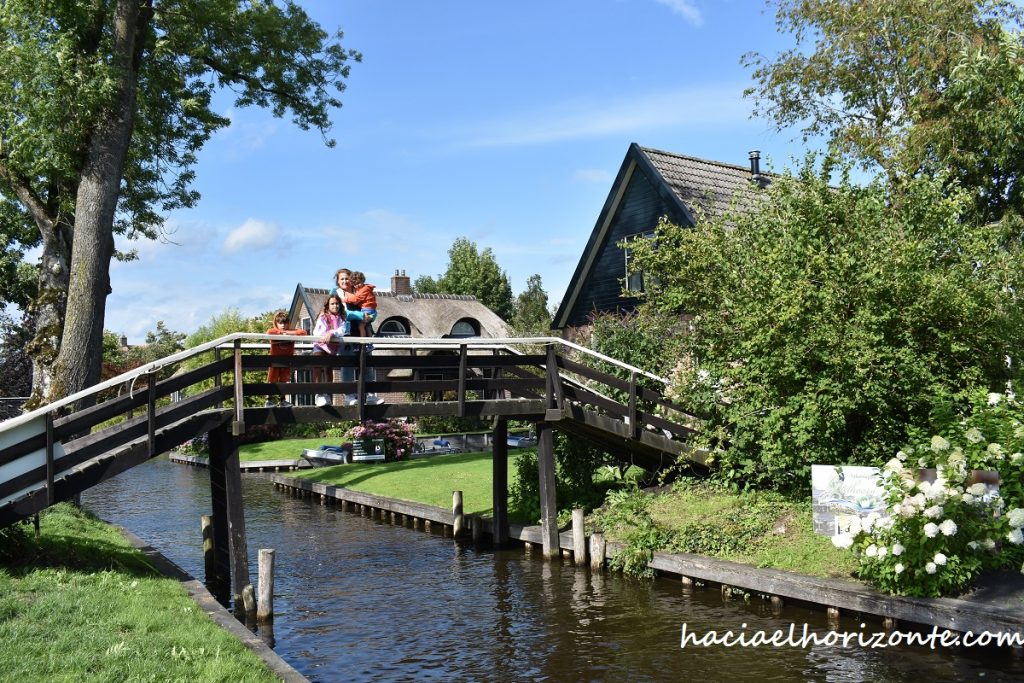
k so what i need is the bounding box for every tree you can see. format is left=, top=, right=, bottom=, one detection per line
left=415, top=237, right=514, bottom=321
left=0, top=310, right=32, bottom=420
left=743, top=0, right=1024, bottom=220
left=0, top=1, right=360, bottom=410
left=629, top=160, right=1024, bottom=492
left=510, top=274, right=552, bottom=336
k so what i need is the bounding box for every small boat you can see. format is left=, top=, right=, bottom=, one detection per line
left=302, top=445, right=352, bottom=466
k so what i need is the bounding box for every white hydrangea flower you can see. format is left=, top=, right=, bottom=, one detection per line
left=968, top=483, right=988, bottom=496
left=934, top=552, right=947, bottom=566
left=884, top=457, right=904, bottom=473
left=865, top=544, right=878, bottom=557
left=894, top=563, right=905, bottom=575
left=1011, top=452, right=1022, bottom=463
left=896, top=450, right=908, bottom=462
left=918, top=456, right=930, bottom=468
left=1007, top=508, right=1024, bottom=529
left=931, top=435, right=951, bottom=452
left=924, top=505, right=943, bottom=519
left=965, top=428, right=984, bottom=444
left=926, top=562, right=937, bottom=574
left=962, top=493, right=975, bottom=504
left=877, top=546, right=887, bottom=558
left=983, top=538, right=997, bottom=550
left=832, top=533, right=854, bottom=549
left=924, top=522, right=940, bottom=538
left=968, top=541, right=980, bottom=550
left=987, top=442, right=1005, bottom=459
left=988, top=392, right=1002, bottom=406
left=910, top=493, right=927, bottom=509
left=939, top=519, right=958, bottom=537
left=892, top=543, right=904, bottom=556
left=1009, top=528, right=1024, bottom=545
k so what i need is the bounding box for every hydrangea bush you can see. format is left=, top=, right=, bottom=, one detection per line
left=345, top=420, right=416, bottom=461
left=833, top=391, right=1024, bottom=597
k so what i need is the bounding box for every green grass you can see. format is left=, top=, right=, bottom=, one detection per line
left=295, top=450, right=529, bottom=517
left=0, top=503, right=278, bottom=682
left=594, top=481, right=859, bottom=579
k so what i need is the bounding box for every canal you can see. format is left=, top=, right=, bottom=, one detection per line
left=81, top=455, right=1023, bottom=682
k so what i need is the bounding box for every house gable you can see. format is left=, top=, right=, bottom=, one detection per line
left=552, top=143, right=768, bottom=330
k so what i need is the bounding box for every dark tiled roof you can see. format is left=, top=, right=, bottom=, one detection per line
left=641, top=146, right=767, bottom=219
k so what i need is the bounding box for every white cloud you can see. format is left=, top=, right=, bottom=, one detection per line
left=653, top=0, right=703, bottom=26
left=574, top=168, right=613, bottom=184
left=463, top=84, right=747, bottom=148
left=223, top=218, right=280, bottom=253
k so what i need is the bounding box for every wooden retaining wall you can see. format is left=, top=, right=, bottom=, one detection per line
left=271, top=474, right=1024, bottom=638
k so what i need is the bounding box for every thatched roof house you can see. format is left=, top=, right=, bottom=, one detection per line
left=287, top=270, right=510, bottom=339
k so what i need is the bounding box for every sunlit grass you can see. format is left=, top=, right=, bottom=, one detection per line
left=0, top=504, right=277, bottom=682
left=295, top=450, right=530, bottom=518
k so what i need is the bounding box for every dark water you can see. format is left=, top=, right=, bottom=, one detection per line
left=81, top=456, right=1023, bottom=682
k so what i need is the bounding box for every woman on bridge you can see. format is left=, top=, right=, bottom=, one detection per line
left=312, top=294, right=347, bottom=407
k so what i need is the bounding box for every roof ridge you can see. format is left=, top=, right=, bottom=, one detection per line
left=639, top=145, right=773, bottom=176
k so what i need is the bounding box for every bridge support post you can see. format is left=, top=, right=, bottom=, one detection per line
left=208, top=425, right=252, bottom=612
left=536, top=421, right=558, bottom=559
left=491, top=418, right=509, bottom=547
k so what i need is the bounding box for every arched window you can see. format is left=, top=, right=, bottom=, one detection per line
left=377, top=317, right=410, bottom=337
left=449, top=318, right=479, bottom=338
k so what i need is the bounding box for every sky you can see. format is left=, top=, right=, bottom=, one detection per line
left=102, top=0, right=818, bottom=343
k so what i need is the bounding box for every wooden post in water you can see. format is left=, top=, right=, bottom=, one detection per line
left=491, top=418, right=509, bottom=547
left=572, top=509, right=586, bottom=566
left=206, top=437, right=231, bottom=605
left=201, top=515, right=216, bottom=590
left=452, top=491, right=464, bottom=537
left=471, top=515, right=483, bottom=545
left=536, top=422, right=558, bottom=559
left=589, top=532, right=605, bottom=571
left=241, top=583, right=256, bottom=621
left=257, top=549, right=275, bottom=623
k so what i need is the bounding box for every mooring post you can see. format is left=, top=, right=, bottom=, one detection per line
left=241, top=584, right=256, bottom=621
left=201, top=515, right=216, bottom=590
left=491, top=418, right=509, bottom=547
left=589, top=532, right=606, bottom=571
left=572, top=509, right=586, bottom=566
left=452, top=490, right=464, bottom=537
left=471, top=515, right=483, bottom=546
left=536, top=421, right=558, bottom=559
left=257, top=549, right=275, bottom=623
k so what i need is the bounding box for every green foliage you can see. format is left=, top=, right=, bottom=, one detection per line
left=415, top=414, right=490, bottom=434
left=629, top=163, right=1024, bottom=492
left=510, top=274, right=552, bottom=336
left=181, top=308, right=272, bottom=402
left=0, top=520, right=31, bottom=564
left=508, top=432, right=617, bottom=522
left=0, top=309, right=31, bottom=418
left=744, top=0, right=1024, bottom=221
left=414, top=237, right=514, bottom=321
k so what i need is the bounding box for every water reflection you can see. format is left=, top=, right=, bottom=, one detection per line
left=81, top=456, right=1023, bottom=682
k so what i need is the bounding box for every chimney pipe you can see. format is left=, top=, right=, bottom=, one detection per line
left=749, top=150, right=760, bottom=179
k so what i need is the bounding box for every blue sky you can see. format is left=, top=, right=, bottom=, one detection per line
left=106, top=0, right=817, bottom=342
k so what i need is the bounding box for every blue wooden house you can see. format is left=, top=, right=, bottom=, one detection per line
left=552, top=143, right=771, bottom=331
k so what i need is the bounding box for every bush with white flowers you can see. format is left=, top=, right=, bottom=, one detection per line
left=832, top=390, right=1024, bottom=597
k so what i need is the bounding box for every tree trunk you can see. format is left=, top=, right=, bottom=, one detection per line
left=46, top=0, right=149, bottom=406
left=25, top=219, right=73, bottom=408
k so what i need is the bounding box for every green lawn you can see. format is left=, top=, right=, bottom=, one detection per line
left=295, top=450, right=529, bottom=517
left=0, top=504, right=278, bottom=682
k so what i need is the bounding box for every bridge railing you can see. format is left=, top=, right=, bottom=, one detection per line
left=0, top=334, right=702, bottom=526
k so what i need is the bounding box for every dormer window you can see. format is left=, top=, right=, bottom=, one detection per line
left=449, top=319, right=479, bottom=338
left=378, top=317, right=410, bottom=337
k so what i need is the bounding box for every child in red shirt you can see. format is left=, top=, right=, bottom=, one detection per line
left=266, top=310, right=307, bottom=407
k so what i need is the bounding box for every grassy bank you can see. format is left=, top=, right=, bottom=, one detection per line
left=0, top=504, right=278, bottom=682
left=294, top=450, right=526, bottom=517
left=294, top=450, right=857, bottom=580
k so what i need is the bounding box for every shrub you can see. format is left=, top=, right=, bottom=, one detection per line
left=345, top=420, right=415, bottom=461
left=630, top=161, right=1024, bottom=493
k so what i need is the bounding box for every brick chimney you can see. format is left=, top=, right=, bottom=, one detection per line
left=390, top=269, right=412, bottom=295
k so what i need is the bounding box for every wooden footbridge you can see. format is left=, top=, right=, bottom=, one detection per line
left=0, top=334, right=706, bottom=607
